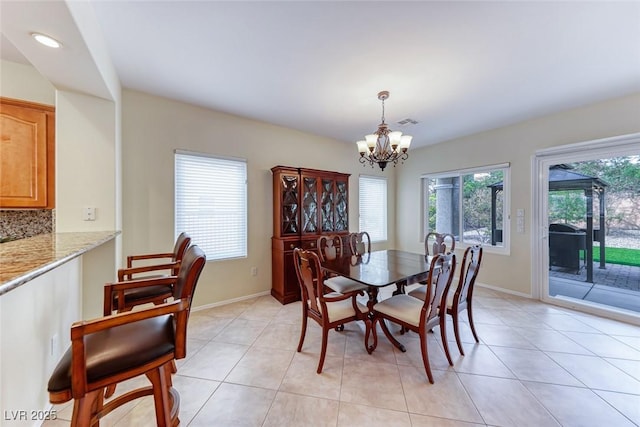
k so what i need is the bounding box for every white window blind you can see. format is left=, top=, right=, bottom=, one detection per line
left=175, top=151, right=247, bottom=260
left=359, top=175, right=387, bottom=242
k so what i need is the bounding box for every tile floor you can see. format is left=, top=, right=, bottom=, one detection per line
left=45, top=286, right=640, bottom=427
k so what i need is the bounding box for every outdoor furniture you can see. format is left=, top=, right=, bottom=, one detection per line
left=549, top=223, right=586, bottom=273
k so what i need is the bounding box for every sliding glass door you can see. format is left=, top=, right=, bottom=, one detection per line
left=533, top=133, right=640, bottom=324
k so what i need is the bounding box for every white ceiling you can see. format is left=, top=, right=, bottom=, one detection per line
left=2, top=1, right=640, bottom=149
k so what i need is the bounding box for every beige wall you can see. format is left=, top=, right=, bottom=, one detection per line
left=55, top=90, right=117, bottom=232
left=396, top=92, right=640, bottom=296
left=122, top=90, right=396, bottom=308
left=0, top=60, right=55, bottom=104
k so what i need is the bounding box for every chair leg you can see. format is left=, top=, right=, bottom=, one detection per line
left=451, top=309, right=465, bottom=356
left=147, top=364, right=174, bottom=427
left=379, top=319, right=406, bottom=352
left=297, top=312, right=308, bottom=353
left=317, top=327, right=329, bottom=374
left=467, top=303, right=480, bottom=343
left=71, top=389, right=102, bottom=427
left=419, top=333, right=434, bottom=384
left=439, top=317, right=454, bottom=366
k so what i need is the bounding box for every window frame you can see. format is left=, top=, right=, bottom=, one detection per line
left=174, top=149, right=248, bottom=261
left=422, top=163, right=510, bottom=254
left=358, top=174, right=388, bottom=243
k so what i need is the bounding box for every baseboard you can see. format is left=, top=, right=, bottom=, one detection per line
left=476, top=281, right=532, bottom=299
left=191, top=290, right=271, bottom=312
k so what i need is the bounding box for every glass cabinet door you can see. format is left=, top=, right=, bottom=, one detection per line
left=302, top=176, right=318, bottom=234
left=335, top=180, right=348, bottom=231
left=321, top=179, right=335, bottom=232
left=281, top=174, right=299, bottom=235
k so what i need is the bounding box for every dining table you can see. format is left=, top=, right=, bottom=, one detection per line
left=321, top=249, right=433, bottom=352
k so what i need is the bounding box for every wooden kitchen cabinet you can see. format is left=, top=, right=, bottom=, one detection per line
left=271, top=166, right=350, bottom=304
left=0, top=97, right=55, bottom=208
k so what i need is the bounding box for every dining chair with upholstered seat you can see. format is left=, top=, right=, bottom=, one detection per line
left=47, top=245, right=206, bottom=427
left=370, top=252, right=456, bottom=383
left=349, top=231, right=371, bottom=256
left=103, top=232, right=191, bottom=316
left=409, top=245, right=483, bottom=355
left=293, top=248, right=371, bottom=373
left=317, top=235, right=368, bottom=294
left=446, top=245, right=483, bottom=355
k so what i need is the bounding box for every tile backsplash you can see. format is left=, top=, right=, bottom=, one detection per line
left=0, top=210, right=54, bottom=240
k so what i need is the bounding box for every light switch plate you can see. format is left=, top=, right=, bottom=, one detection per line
left=83, top=207, right=96, bottom=221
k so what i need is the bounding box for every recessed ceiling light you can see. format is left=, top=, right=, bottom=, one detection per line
left=31, top=33, right=61, bottom=48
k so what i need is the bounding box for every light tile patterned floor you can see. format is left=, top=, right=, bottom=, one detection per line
left=45, top=287, right=640, bottom=427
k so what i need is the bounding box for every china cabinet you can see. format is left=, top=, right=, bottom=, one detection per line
left=271, top=166, right=350, bottom=304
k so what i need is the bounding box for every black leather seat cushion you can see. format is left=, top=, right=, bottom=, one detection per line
left=48, top=315, right=175, bottom=393
left=115, top=284, right=173, bottom=305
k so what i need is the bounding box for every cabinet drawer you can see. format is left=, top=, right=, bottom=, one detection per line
left=301, top=239, right=318, bottom=250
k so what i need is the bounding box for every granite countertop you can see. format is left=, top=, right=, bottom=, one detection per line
left=0, top=231, right=120, bottom=296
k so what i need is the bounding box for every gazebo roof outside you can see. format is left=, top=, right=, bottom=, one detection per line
left=488, top=164, right=608, bottom=192
left=548, top=164, right=608, bottom=191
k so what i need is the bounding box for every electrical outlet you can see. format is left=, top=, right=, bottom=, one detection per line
left=251, top=267, right=258, bottom=276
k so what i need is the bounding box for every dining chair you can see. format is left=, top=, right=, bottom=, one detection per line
left=446, top=245, right=483, bottom=355
left=417, top=231, right=455, bottom=287
left=370, top=252, right=456, bottom=383
left=425, top=231, right=455, bottom=256
left=349, top=231, right=371, bottom=256
left=409, top=245, right=483, bottom=355
left=317, top=235, right=368, bottom=294
left=103, top=232, right=191, bottom=316
left=47, top=245, right=206, bottom=427
left=293, top=248, right=371, bottom=373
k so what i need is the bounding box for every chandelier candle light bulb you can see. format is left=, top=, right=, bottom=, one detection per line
left=356, top=91, right=412, bottom=171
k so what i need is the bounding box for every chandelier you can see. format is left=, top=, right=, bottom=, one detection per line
left=356, top=91, right=412, bottom=171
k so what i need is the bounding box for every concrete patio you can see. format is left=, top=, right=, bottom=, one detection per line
left=549, top=261, right=640, bottom=313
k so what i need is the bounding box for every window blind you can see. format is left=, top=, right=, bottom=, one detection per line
left=359, top=175, right=387, bottom=242
left=175, top=151, right=247, bottom=260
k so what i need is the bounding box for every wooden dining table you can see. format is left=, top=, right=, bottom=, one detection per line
left=322, top=249, right=432, bottom=351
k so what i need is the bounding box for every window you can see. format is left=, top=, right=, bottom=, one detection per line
left=423, top=163, right=509, bottom=250
left=175, top=150, right=247, bottom=260
left=359, top=175, right=387, bottom=242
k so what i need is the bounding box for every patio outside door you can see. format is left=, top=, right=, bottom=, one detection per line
left=533, top=133, right=640, bottom=325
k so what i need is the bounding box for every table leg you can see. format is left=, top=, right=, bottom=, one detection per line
left=366, top=287, right=378, bottom=313
left=393, top=279, right=407, bottom=296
